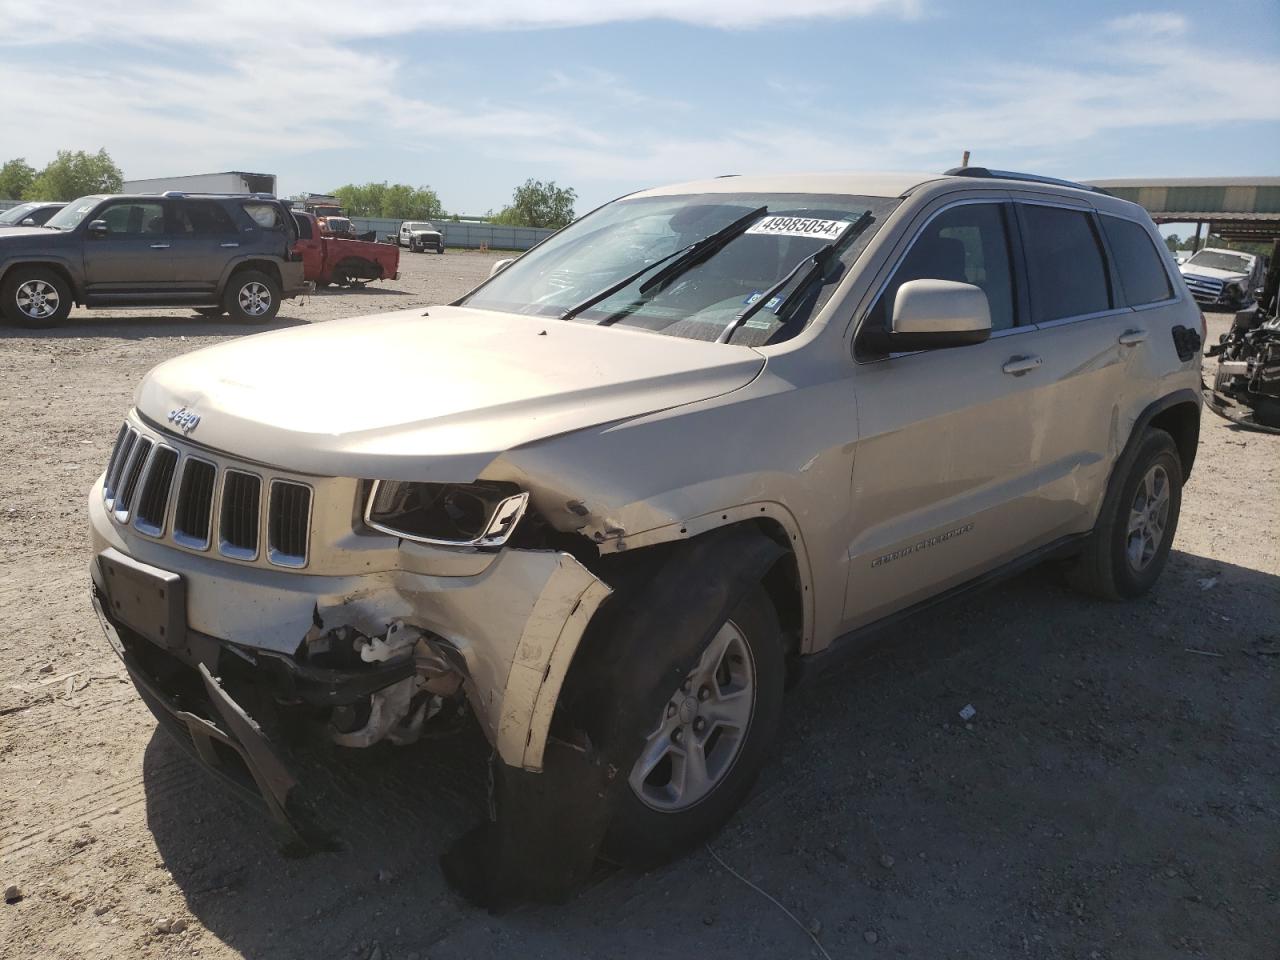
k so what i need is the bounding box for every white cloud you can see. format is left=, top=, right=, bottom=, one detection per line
left=0, top=3, right=1272, bottom=207
left=0, top=0, right=921, bottom=45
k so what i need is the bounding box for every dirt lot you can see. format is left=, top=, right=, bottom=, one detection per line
left=1, top=252, right=1276, bottom=960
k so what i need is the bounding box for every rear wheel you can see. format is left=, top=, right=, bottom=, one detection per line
left=2, top=267, right=73, bottom=328
left=223, top=270, right=280, bottom=323
left=1067, top=429, right=1182, bottom=599
left=606, top=585, right=784, bottom=865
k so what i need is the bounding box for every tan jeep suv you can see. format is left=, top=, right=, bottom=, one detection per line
left=87, top=168, right=1203, bottom=902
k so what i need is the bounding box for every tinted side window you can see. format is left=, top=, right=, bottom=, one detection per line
left=1101, top=215, right=1173, bottom=306
left=292, top=214, right=313, bottom=240
left=868, top=202, right=1017, bottom=333
left=177, top=201, right=238, bottom=235
left=98, top=201, right=166, bottom=236
left=1020, top=205, right=1111, bottom=323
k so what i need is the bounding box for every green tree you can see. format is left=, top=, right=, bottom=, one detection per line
left=25, top=149, right=123, bottom=200
left=332, top=182, right=443, bottom=220
left=492, top=179, right=576, bottom=229
left=1163, top=234, right=1180, bottom=253
left=0, top=158, right=36, bottom=200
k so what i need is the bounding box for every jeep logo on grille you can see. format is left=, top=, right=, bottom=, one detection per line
left=167, top=407, right=201, bottom=435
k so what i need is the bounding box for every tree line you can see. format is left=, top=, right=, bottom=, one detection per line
left=2, top=148, right=579, bottom=230
left=328, top=177, right=577, bottom=229
left=0, top=150, right=123, bottom=201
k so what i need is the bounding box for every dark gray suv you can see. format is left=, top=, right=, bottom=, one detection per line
left=0, top=193, right=307, bottom=327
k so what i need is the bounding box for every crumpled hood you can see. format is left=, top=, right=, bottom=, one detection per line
left=1180, top=264, right=1246, bottom=282
left=135, top=305, right=765, bottom=481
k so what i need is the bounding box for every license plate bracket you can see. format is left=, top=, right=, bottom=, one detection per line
left=98, top=547, right=186, bottom=651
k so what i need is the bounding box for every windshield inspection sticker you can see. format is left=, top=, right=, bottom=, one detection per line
left=746, top=216, right=851, bottom=241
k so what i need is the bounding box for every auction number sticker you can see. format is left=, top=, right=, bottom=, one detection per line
left=746, top=216, right=850, bottom=240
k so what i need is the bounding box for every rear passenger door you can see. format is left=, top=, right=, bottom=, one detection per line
left=170, top=200, right=242, bottom=294
left=1006, top=196, right=1150, bottom=536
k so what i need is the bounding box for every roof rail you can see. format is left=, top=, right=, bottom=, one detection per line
left=943, top=167, right=1108, bottom=194
left=159, top=190, right=278, bottom=199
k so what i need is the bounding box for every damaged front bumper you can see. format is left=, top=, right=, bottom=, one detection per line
left=89, top=484, right=613, bottom=837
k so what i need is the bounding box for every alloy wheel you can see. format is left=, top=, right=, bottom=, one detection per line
left=628, top=620, right=756, bottom=812
left=15, top=279, right=59, bottom=320
left=1126, top=463, right=1170, bottom=571
left=238, top=281, right=272, bottom=317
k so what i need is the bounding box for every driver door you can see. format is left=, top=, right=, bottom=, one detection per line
left=81, top=199, right=176, bottom=301
left=844, top=198, right=1057, bottom=628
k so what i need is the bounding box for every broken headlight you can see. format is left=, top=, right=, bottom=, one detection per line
left=364, top=480, right=528, bottom=547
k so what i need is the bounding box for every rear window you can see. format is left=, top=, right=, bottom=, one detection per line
left=292, top=214, right=313, bottom=240
left=1020, top=205, right=1112, bottom=323
left=1101, top=215, right=1173, bottom=306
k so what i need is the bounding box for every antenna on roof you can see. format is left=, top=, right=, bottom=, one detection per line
left=961, top=150, right=970, bottom=169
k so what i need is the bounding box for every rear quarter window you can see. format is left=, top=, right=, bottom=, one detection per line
left=243, top=202, right=284, bottom=229
left=1101, top=215, right=1173, bottom=306
left=1019, top=204, right=1112, bottom=323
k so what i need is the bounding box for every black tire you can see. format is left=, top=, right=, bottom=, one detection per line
left=1066, top=429, right=1183, bottom=600
left=222, top=270, right=280, bottom=324
left=1, top=266, right=73, bottom=328
left=437, top=244, right=445, bottom=254
left=195, top=307, right=224, bottom=318
left=605, top=584, right=785, bottom=865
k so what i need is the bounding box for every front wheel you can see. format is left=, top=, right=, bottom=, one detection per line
left=606, top=585, right=784, bottom=865
left=1, top=267, right=73, bottom=328
left=1066, top=428, right=1183, bottom=600
left=223, top=270, right=281, bottom=323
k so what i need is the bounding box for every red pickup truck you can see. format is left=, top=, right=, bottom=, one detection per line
left=291, top=212, right=399, bottom=287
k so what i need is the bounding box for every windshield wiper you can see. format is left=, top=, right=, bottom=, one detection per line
left=716, top=210, right=873, bottom=345
left=559, top=205, right=767, bottom=323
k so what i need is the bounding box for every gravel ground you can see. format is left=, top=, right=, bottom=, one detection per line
left=1, top=254, right=1277, bottom=960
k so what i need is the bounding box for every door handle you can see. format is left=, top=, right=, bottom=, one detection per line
left=1118, top=328, right=1147, bottom=346
left=149, top=243, right=170, bottom=249
left=220, top=242, right=240, bottom=248
left=1002, top=354, right=1043, bottom=376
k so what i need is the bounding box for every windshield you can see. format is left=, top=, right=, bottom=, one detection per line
left=0, top=203, right=40, bottom=225
left=1187, top=250, right=1252, bottom=273
left=45, top=196, right=105, bottom=231
left=460, top=192, right=897, bottom=345
left=406, top=222, right=435, bottom=231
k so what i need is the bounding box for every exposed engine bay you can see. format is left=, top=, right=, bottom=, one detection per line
left=1205, top=245, right=1280, bottom=434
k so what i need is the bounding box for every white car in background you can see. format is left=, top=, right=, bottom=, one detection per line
left=397, top=221, right=444, bottom=253
left=1179, top=247, right=1265, bottom=309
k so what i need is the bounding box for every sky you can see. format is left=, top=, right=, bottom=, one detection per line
left=0, top=1, right=1277, bottom=215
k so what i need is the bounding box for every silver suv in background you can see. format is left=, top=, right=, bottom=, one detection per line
left=1179, top=247, right=1265, bottom=309
left=88, top=168, right=1202, bottom=904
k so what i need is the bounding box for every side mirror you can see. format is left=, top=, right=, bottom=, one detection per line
left=886, top=279, right=992, bottom=351
left=489, top=257, right=515, bottom=278
left=87, top=220, right=109, bottom=238
left=20, top=217, right=36, bottom=226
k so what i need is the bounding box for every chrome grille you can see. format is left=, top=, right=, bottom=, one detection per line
left=100, top=421, right=312, bottom=567
left=219, top=471, right=261, bottom=560
left=105, top=427, right=137, bottom=505
left=134, top=446, right=178, bottom=536
left=173, top=459, right=216, bottom=549
left=268, top=481, right=312, bottom=567
left=114, top=437, right=153, bottom=520
left=1181, top=273, right=1224, bottom=300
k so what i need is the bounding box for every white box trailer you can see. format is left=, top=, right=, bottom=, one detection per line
left=121, top=171, right=277, bottom=196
